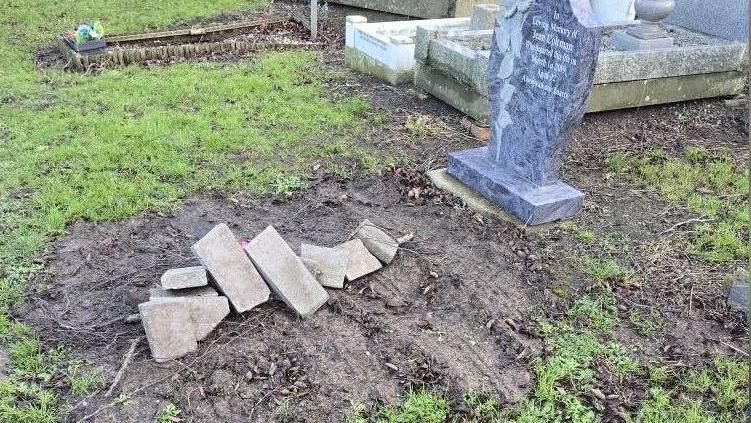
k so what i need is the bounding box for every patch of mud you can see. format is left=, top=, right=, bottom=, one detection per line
left=21, top=176, right=541, bottom=421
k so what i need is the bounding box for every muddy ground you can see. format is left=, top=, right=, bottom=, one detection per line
left=19, top=2, right=750, bottom=422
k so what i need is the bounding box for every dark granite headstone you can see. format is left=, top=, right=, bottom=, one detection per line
left=447, top=0, right=602, bottom=225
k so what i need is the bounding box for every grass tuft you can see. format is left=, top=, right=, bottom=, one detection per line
left=585, top=258, right=634, bottom=282
left=377, top=391, right=449, bottom=423
left=155, top=402, right=182, bottom=423
left=637, top=149, right=748, bottom=263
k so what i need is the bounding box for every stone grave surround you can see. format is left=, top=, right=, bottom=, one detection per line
left=343, top=2, right=636, bottom=87
left=447, top=0, right=602, bottom=225
left=330, top=0, right=485, bottom=19
left=345, top=14, right=471, bottom=85
left=413, top=6, right=747, bottom=123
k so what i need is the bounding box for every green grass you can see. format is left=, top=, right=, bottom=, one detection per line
left=0, top=380, right=59, bottom=423
left=377, top=391, right=449, bottom=423
left=605, top=152, right=630, bottom=173
left=155, top=402, right=181, bottom=423
left=349, top=295, right=748, bottom=423
left=65, top=361, right=106, bottom=396
left=1, top=55, right=371, bottom=263
left=345, top=404, right=369, bottom=423
left=637, top=149, right=749, bottom=263
left=628, top=310, right=664, bottom=337
left=567, top=295, right=617, bottom=330
left=575, top=229, right=596, bottom=243
left=404, top=115, right=438, bottom=138
left=0, top=0, right=382, bottom=420
left=585, top=258, right=634, bottom=283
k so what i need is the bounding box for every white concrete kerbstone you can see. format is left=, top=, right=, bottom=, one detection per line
left=149, top=286, right=219, bottom=300
left=184, top=296, right=230, bottom=341
left=352, top=219, right=399, bottom=264
left=300, top=244, right=349, bottom=289
left=192, top=224, right=270, bottom=313
left=161, top=266, right=208, bottom=290
left=345, top=13, right=469, bottom=85
left=335, top=239, right=383, bottom=281
left=244, top=226, right=329, bottom=317
left=139, top=300, right=197, bottom=362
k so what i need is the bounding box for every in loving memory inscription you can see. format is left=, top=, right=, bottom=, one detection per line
left=526, top=12, right=579, bottom=100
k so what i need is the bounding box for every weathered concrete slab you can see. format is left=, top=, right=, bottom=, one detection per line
left=415, top=63, right=490, bottom=123
left=150, top=286, right=219, bottom=300
left=352, top=220, right=399, bottom=264
left=139, top=300, right=197, bottom=362
left=185, top=296, right=230, bottom=341
left=335, top=239, right=383, bottom=281
left=141, top=296, right=229, bottom=345
left=588, top=71, right=747, bottom=112
left=300, top=244, right=349, bottom=289
left=427, top=168, right=553, bottom=231
left=345, top=15, right=469, bottom=85
left=428, top=168, right=518, bottom=222
left=192, top=224, right=270, bottom=313
left=161, top=266, right=208, bottom=290
left=244, top=226, right=329, bottom=317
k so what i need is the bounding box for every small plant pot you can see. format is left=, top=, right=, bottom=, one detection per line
left=65, top=38, right=107, bottom=54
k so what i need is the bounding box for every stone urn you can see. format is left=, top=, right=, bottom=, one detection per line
left=634, top=0, right=676, bottom=24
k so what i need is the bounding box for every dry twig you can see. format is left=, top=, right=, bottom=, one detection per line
left=105, top=337, right=141, bottom=397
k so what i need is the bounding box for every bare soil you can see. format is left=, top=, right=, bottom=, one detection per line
left=18, top=3, right=750, bottom=422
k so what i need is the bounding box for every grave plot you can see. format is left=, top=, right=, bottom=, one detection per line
left=57, top=17, right=326, bottom=71
left=342, top=4, right=747, bottom=124
left=343, top=6, right=496, bottom=85
left=414, top=23, right=747, bottom=123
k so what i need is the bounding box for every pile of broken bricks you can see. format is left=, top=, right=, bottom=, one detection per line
left=139, top=220, right=402, bottom=362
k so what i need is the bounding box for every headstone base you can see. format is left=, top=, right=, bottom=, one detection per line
left=447, top=148, right=584, bottom=225
left=611, top=31, right=674, bottom=50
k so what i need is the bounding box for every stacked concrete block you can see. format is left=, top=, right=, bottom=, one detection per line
left=139, top=300, right=198, bottom=363
left=244, top=226, right=329, bottom=317
left=160, top=266, right=208, bottom=289
left=192, top=224, right=271, bottom=313
left=139, top=295, right=230, bottom=362
left=149, top=286, right=218, bottom=299
left=352, top=219, right=399, bottom=264
left=183, top=296, right=231, bottom=341
left=140, top=220, right=403, bottom=361
left=336, top=239, right=383, bottom=281
left=300, top=244, right=349, bottom=289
